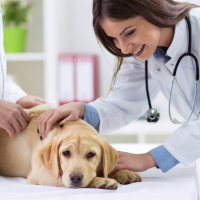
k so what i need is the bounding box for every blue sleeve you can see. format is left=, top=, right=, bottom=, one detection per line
left=149, top=145, right=180, bottom=173
left=81, top=102, right=100, bottom=132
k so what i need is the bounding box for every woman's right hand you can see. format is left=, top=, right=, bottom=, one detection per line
left=37, top=102, right=85, bottom=138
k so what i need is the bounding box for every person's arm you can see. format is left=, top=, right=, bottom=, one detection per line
left=149, top=145, right=180, bottom=172
left=81, top=103, right=100, bottom=132
left=111, top=145, right=180, bottom=173
left=81, top=103, right=180, bottom=173
left=3, top=76, right=27, bottom=103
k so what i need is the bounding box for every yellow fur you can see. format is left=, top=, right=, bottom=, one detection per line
left=0, top=104, right=141, bottom=189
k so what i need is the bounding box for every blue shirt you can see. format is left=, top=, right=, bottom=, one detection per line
left=81, top=47, right=180, bottom=173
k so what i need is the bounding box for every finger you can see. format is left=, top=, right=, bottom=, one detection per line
left=31, top=96, right=47, bottom=103
left=31, top=100, right=43, bottom=106
left=25, top=100, right=43, bottom=108
left=40, top=112, right=54, bottom=138
left=15, top=114, right=28, bottom=131
left=3, top=123, right=16, bottom=138
left=42, top=113, right=57, bottom=137
left=9, top=116, right=23, bottom=134
left=45, top=113, right=67, bottom=135
left=38, top=110, right=51, bottom=121
left=60, top=112, right=78, bottom=124
left=37, top=111, right=48, bottom=129
left=37, top=110, right=52, bottom=130
left=21, top=109, right=30, bottom=122
left=8, top=108, right=27, bottom=133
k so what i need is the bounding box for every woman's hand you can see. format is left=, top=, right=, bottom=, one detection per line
left=110, top=151, right=157, bottom=173
left=16, top=95, right=47, bottom=108
left=0, top=100, right=30, bottom=138
left=37, top=102, right=85, bottom=138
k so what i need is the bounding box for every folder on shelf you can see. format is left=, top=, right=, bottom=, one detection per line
left=75, top=55, right=98, bottom=103
left=59, top=54, right=98, bottom=105
left=59, top=55, right=76, bottom=106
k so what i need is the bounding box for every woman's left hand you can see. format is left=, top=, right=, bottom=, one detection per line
left=16, top=95, right=47, bottom=108
left=110, top=151, right=157, bottom=174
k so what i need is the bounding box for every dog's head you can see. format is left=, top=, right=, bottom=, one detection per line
left=38, top=120, right=118, bottom=188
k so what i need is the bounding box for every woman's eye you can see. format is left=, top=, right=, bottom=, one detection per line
left=87, top=152, right=95, bottom=158
left=126, top=30, right=135, bottom=36
left=63, top=150, right=70, bottom=156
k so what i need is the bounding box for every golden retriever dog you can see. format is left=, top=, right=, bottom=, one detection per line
left=0, top=104, right=141, bottom=190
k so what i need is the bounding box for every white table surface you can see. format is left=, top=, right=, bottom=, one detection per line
left=0, top=144, right=198, bottom=200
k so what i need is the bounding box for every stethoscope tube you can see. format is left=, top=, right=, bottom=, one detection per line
left=145, top=15, right=199, bottom=124
left=173, top=15, right=199, bottom=80
left=145, top=60, right=152, bottom=109
left=145, top=60, right=160, bottom=123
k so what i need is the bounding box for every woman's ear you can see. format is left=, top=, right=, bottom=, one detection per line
left=98, top=137, right=119, bottom=178
left=38, top=137, right=62, bottom=179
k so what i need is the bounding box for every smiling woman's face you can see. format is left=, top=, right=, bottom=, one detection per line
left=101, top=16, right=164, bottom=61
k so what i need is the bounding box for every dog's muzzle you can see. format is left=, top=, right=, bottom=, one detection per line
left=69, top=172, right=84, bottom=186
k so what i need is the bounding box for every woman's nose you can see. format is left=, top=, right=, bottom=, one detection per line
left=120, top=43, right=133, bottom=55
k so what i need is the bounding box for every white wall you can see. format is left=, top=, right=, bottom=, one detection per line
left=56, top=0, right=115, bottom=98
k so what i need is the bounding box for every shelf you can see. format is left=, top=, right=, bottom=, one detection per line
left=111, top=120, right=181, bottom=135
left=6, top=53, right=45, bottom=62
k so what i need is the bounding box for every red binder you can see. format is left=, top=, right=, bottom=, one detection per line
left=59, top=54, right=98, bottom=105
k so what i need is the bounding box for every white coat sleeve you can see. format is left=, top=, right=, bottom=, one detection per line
left=89, top=57, right=160, bottom=135
left=164, top=116, right=200, bottom=167
left=3, top=76, right=27, bottom=103
left=0, top=5, right=27, bottom=103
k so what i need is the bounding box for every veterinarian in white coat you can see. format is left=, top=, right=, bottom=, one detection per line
left=37, top=0, right=200, bottom=173
left=0, top=7, right=46, bottom=138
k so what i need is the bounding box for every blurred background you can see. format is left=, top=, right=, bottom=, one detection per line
left=1, top=0, right=199, bottom=144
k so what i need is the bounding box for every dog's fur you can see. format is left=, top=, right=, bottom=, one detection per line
left=0, top=104, right=141, bottom=189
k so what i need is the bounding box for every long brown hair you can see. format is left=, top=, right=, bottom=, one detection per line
left=93, top=0, right=199, bottom=91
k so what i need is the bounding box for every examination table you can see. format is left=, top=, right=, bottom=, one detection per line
left=0, top=144, right=198, bottom=200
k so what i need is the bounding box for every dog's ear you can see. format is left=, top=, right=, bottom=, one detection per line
left=99, top=137, right=119, bottom=178
left=38, top=137, right=62, bottom=179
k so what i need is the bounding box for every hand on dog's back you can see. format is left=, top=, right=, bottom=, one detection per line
left=37, top=102, right=85, bottom=139
left=0, top=100, right=30, bottom=138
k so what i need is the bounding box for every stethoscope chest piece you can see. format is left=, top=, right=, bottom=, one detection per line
left=144, top=15, right=199, bottom=125
left=145, top=108, right=160, bottom=123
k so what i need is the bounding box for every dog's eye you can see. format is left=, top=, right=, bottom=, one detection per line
left=87, top=152, right=95, bottom=158
left=63, top=150, right=70, bottom=156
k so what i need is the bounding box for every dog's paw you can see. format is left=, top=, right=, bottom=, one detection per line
left=88, top=177, right=118, bottom=190
left=27, top=175, right=38, bottom=185
left=109, top=169, right=142, bottom=184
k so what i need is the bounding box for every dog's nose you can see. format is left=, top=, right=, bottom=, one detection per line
left=69, top=172, right=84, bottom=184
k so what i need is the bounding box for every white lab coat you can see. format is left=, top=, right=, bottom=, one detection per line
left=90, top=7, right=200, bottom=167
left=0, top=8, right=27, bottom=102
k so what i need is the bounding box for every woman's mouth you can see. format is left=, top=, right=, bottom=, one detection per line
left=132, top=45, right=145, bottom=57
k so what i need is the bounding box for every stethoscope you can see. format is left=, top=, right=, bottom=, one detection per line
left=145, top=15, right=199, bottom=124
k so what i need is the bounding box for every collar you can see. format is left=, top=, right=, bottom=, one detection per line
left=153, top=47, right=171, bottom=63
left=166, top=17, right=188, bottom=58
